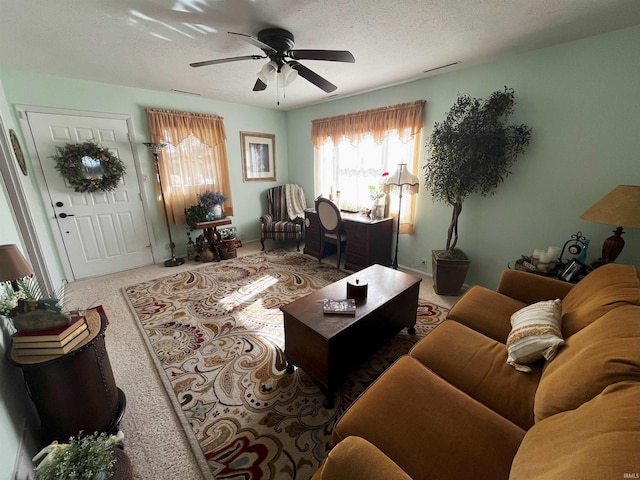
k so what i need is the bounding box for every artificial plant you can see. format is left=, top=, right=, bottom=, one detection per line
left=423, top=86, right=532, bottom=257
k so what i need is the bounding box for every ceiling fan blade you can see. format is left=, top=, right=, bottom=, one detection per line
left=228, top=31, right=276, bottom=54
left=253, top=78, right=268, bottom=91
left=190, top=55, right=264, bottom=67
left=288, top=50, right=355, bottom=63
left=289, top=61, right=337, bottom=93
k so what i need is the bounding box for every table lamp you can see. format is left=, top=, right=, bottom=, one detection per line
left=384, top=163, right=419, bottom=269
left=0, top=244, right=34, bottom=291
left=580, top=185, right=640, bottom=263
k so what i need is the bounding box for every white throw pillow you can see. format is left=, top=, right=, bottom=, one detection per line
left=506, top=299, right=564, bottom=373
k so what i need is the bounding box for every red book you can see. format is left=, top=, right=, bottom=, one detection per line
left=12, top=316, right=86, bottom=343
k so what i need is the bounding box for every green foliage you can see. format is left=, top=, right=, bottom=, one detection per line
left=424, top=87, right=532, bottom=250
left=0, top=276, right=55, bottom=316
left=51, top=141, right=126, bottom=193
left=184, top=204, right=209, bottom=225
left=35, top=432, right=115, bottom=480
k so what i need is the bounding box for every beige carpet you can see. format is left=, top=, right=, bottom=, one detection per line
left=64, top=242, right=458, bottom=479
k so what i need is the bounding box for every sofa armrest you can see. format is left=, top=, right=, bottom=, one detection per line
left=260, top=214, right=273, bottom=225
left=311, top=436, right=412, bottom=480
left=334, top=356, right=525, bottom=480
left=497, top=269, right=573, bottom=304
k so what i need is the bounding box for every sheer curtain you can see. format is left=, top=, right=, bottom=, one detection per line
left=146, top=108, right=233, bottom=226
left=311, top=100, right=425, bottom=233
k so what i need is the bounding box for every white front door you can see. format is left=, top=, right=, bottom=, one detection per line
left=25, top=111, right=154, bottom=279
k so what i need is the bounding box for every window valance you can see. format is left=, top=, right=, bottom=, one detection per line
left=146, top=108, right=227, bottom=147
left=311, top=100, right=426, bottom=147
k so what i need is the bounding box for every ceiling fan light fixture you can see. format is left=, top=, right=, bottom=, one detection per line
left=278, top=63, right=298, bottom=86
left=257, top=61, right=277, bottom=84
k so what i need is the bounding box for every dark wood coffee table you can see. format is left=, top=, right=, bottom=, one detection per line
left=280, top=264, right=421, bottom=407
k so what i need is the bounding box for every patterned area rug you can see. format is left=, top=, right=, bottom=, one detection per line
left=124, top=250, right=446, bottom=480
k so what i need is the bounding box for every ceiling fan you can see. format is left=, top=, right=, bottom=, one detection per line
left=190, top=28, right=355, bottom=93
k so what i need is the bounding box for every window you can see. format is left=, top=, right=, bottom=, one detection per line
left=312, top=101, right=425, bottom=233
left=146, top=108, right=233, bottom=226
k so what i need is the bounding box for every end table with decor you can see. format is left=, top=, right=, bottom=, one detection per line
left=8, top=305, right=126, bottom=445
left=188, top=218, right=242, bottom=262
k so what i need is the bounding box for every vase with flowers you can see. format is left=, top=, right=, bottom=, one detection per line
left=368, top=171, right=389, bottom=218
left=197, top=190, right=227, bottom=219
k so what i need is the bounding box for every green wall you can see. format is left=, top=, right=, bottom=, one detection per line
left=0, top=70, right=288, bottom=276
left=288, top=24, right=640, bottom=288
left=0, top=76, right=39, bottom=479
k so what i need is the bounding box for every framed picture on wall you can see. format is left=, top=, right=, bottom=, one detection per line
left=240, top=132, right=276, bottom=182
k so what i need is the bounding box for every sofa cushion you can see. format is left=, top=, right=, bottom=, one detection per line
left=333, top=356, right=525, bottom=480
left=410, top=320, right=541, bottom=430
left=511, top=381, right=640, bottom=480
left=447, top=286, right=526, bottom=343
left=560, top=263, right=640, bottom=337
left=311, top=436, right=411, bottom=480
left=534, top=304, right=640, bottom=422
left=506, top=299, right=564, bottom=373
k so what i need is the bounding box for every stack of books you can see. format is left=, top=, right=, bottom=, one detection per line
left=12, top=316, right=89, bottom=357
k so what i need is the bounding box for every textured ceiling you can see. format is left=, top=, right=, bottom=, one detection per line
left=2, top=0, right=640, bottom=111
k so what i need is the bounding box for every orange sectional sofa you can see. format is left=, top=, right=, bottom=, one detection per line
left=312, top=263, right=640, bottom=480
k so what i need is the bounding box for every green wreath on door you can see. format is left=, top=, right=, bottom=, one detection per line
left=52, top=141, right=126, bottom=193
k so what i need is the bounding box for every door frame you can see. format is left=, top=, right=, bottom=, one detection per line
left=0, top=115, right=55, bottom=295
left=16, top=105, right=158, bottom=281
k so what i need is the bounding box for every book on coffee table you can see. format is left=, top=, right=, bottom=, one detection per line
left=322, top=298, right=356, bottom=315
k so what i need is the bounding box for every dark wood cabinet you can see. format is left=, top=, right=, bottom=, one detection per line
left=304, top=208, right=392, bottom=270
left=9, top=306, right=125, bottom=444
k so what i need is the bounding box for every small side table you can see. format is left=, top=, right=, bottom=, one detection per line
left=192, top=218, right=232, bottom=246
left=190, top=218, right=232, bottom=262
left=8, top=306, right=126, bottom=444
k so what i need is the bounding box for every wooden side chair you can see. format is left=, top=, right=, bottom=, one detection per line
left=260, top=184, right=306, bottom=251
left=315, top=197, right=347, bottom=269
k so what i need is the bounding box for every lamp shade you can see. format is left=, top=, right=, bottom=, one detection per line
left=143, top=142, right=166, bottom=155
left=278, top=63, right=298, bottom=86
left=257, top=61, right=278, bottom=84
left=384, top=163, right=419, bottom=195
left=0, top=244, right=33, bottom=282
left=580, top=185, right=640, bottom=228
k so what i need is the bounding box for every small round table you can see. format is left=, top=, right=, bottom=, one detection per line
left=8, top=306, right=126, bottom=444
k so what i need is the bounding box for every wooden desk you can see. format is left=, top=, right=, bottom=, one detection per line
left=304, top=209, right=392, bottom=270
left=8, top=307, right=125, bottom=444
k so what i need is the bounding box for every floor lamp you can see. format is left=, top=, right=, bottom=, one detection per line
left=384, top=163, right=419, bottom=269
left=143, top=142, right=185, bottom=267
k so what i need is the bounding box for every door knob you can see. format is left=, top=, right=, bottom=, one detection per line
left=55, top=201, right=64, bottom=207
left=58, top=213, right=75, bottom=218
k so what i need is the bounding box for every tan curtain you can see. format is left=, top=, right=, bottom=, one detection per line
left=312, top=100, right=425, bottom=233
left=146, top=108, right=233, bottom=226
left=311, top=100, right=426, bottom=146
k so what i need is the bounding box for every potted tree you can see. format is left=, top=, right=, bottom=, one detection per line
left=424, top=87, right=532, bottom=295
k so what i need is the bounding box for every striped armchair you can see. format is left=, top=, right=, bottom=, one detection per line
left=260, top=184, right=307, bottom=251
